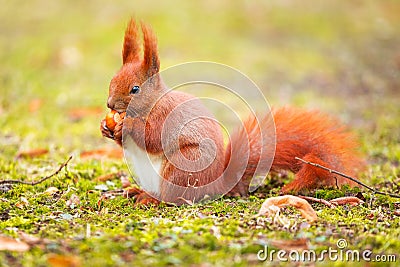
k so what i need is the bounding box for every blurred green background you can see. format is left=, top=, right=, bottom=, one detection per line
left=0, top=0, right=399, bottom=155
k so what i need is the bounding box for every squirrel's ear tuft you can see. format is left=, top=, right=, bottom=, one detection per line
left=141, top=22, right=160, bottom=77
left=122, top=18, right=140, bottom=64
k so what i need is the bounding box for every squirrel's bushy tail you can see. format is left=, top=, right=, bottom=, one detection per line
left=226, top=107, right=364, bottom=195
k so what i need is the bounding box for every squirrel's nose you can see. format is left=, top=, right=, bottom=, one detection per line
left=107, top=97, right=114, bottom=109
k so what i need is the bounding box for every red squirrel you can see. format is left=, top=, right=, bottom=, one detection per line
left=100, top=19, right=364, bottom=205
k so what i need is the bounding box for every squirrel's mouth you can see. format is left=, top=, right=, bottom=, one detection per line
left=114, top=108, right=126, bottom=113
left=111, top=102, right=127, bottom=113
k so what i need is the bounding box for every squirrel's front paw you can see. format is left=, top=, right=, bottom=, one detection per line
left=101, top=111, right=125, bottom=145
left=123, top=187, right=160, bottom=206
left=100, top=119, right=114, bottom=139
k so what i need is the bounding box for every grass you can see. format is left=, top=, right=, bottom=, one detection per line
left=1, top=0, right=400, bottom=266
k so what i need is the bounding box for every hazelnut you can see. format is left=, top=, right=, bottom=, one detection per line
left=105, top=110, right=126, bottom=131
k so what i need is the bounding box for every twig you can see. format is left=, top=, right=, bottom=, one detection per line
left=298, top=195, right=336, bottom=208
left=0, top=155, right=73, bottom=185
left=299, top=195, right=364, bottom=208
left=329, top=196, right=364, bottom=206
left=295, top=157, right=400, bottom=199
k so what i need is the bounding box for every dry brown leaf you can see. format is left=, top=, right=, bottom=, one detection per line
left=0, top=236, right=30, bottom=252
left=44, top=187, right=59, bottom=195
left=329, top=196, right=364, bottom=206
left=47, top=254, right=81, bottom=267
left=80, top=147, right=123, bottom=160
left=16, top=148, right=49, bottom=159
left=258, top=195, right=318, bottom=222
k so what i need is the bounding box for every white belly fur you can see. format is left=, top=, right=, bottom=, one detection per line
left=123, top=136, right=163, bottom=196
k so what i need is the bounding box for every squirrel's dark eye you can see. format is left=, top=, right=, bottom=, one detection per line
left=130, top=85, right=140, bottom=94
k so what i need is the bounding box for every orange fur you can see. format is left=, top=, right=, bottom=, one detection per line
left=272, top=107, right=364, bottom=193
left=227, top=107, right=364, bottom=195
left=122, top=19, right=140, bottom=64
left=141, top=22, right=160, bottom=76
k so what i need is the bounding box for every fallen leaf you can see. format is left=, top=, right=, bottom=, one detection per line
left=44, top=187, right=59, bottom=195
left=258, top=195, right=318, bottom=222
left=16, top=148, right=48, bottom=159
left=47, top=254, right=81, bottom=267
left=68, top=107, right=103, bottom=121
left=80, top=147, right=122, bottom=160
left=329, top=196, right=364, bottom=206
left=0, top=236, right=30, bottom=252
